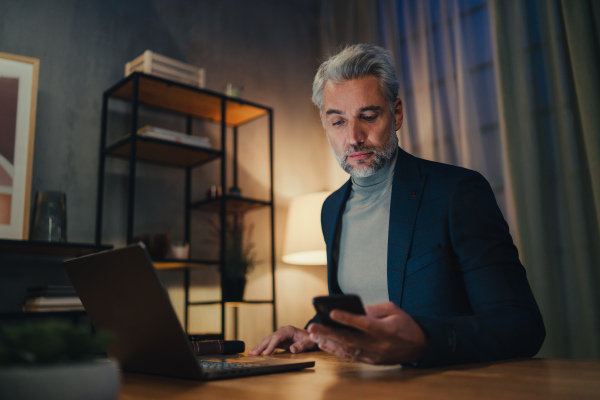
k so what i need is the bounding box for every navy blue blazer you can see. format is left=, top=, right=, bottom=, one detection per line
left=314, top=148, right=545, bottom=367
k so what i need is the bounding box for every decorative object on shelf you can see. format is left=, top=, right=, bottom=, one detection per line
left=206, top=185, right=222, bottom=199
left=228, top=186, right=241, bottom=197
left=282, top=191, right=330, bottom=265
left=222, top=277, right=247, bottom=303
left=22, top=296, right=83, bottom=312
left=29, top=190, right=67, bottom=242
left=212, top=214, right=257, bottom=302
left=170, top=241, right=190, bottom=260
left=137, top=125, right=211, bottom=149
left=0, top=52, right=39, bottom=240
left=23, top=284, right=83, bottom=312
left=224, top=83, right=243, bottom=98
left=0, top=319, right=118, bottom=400
left=125, top=50, right=206, bottom=88
left=133, top=233, right=170, bottom=260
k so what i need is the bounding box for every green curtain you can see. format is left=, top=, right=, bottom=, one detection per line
left=560, top=0, right=600, bottom=229
left=491, top=0, right=600, bottom=358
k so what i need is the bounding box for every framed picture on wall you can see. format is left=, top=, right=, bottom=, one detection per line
left=0, top=52, right=39, bottom=239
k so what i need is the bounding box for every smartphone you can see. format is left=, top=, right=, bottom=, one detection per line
left=312, top=294, right=366, bottom=330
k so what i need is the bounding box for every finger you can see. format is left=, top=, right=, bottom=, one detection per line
left=311, top=333, right=352, bottom=359
left=330, top=309, right=376, bottom=333
left=364, top=302, right=400, bottom=318
left=249, top=337, right=272, bottom=355
left=289, top=336, right=314, bottom=354
left=250, top=332, right=287, bottom=356
left=355, top=349, right=377, bottom=365
left=311, top=330, right=378, bottom=365
left=308, top=322, right=361, bottom=349
left=252, top=325, right=300, bottom=355
left=327, top=310, right=399, bottom=349
left=262, top=335, right=287, bottom=355
left=307, top=322, right=336, bottom=337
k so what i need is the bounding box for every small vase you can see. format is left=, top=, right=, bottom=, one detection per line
left=29, top=190, right=67, bottom=242
left=222, top=277, right=246, bottom=302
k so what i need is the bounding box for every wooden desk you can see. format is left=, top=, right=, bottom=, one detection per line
left=119, top=352, right=600, bottom=400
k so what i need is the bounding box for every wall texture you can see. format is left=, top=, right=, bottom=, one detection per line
left=0, top=0, right=333, bottom=345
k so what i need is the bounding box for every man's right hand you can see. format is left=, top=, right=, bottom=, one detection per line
left=248, top=325, right=317, bottom=356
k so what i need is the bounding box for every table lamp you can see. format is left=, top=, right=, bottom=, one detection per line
left=282, top=191, right=330, bottom=265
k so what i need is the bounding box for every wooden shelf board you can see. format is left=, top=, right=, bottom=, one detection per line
left=110, top=74, right=269, bottom=126
left=107, top=136, right=221, bottom=168
left=191, top=196, right=271, bottom=213
left=224, top=301, right=274, bottom=307
left=154, top=260, right=219, bottom=270
left=188, top=300, right=274, bottom=306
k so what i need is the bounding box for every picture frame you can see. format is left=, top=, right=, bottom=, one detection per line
left=0, top=52, right=39, bottom=239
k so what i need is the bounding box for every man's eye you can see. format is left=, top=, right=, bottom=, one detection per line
left=332, top=120, right=344, bottom=126
left=362, top=114, right=377, bottom=121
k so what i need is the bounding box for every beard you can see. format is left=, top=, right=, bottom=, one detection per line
left=330, top=130, right=399, bottom=178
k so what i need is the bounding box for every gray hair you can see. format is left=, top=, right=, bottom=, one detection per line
left=311, top=44, right=400, bottom=111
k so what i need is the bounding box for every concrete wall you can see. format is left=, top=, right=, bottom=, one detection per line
left=0, top=0, right=336, bottom=346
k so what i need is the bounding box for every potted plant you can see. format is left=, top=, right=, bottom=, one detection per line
left=0, top=319, right=118, bottom=400
left=209, top=213, right=257, bottom=302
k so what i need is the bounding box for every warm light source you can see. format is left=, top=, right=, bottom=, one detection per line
left=282, top=191, right=330, bottom=265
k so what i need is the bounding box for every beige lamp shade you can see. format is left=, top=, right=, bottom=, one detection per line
left=282, top=191, right=330, bottom=265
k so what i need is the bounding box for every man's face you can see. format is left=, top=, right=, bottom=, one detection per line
left=320, top=76, right=403, bottom=178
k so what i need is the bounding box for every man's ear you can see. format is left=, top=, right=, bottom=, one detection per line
left=394, top=99, right=403, bottom=131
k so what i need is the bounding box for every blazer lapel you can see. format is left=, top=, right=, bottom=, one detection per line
left=322, top=180, right=351, bottom=294
left=387, top=148, right=428, bottom=307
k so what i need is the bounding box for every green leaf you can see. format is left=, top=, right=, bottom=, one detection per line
left=0, top=319, right=115, bottom=365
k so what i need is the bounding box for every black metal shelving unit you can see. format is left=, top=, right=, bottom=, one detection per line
left=94, top=72, right=276, bottom=337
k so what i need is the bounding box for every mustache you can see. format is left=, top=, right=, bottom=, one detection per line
left=341, top=144, right=380, bottom=158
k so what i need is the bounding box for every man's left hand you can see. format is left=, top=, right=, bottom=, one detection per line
left=307, top=301, right=427, bottom=365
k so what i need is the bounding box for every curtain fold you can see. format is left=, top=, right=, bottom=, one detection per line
left=381, top=0, right=517, bottom=228
left=560, top=0, right=600, bottom=229
left=491, top=0, right=600, bottom=359
left=318, top=0, right=382, bottom=56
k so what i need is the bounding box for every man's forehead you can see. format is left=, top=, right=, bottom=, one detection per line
left=322, top=76, right=387, bottom=114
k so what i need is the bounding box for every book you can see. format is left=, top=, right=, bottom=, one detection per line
left=125, top=50, right=206, bottom=88
left=26, top=285, right=77, bottom=298
left=25, top=296, right=83, bottom=308
left=23, top=305, right=85, bottom=312
left=137, top=126, right=212, bottom=149
left=23, top=289, right=84, bottom=312
left=190, top=340, right=245, bottom=355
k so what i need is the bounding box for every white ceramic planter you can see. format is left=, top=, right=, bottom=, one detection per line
left=0, top=359, right=120, bottom=400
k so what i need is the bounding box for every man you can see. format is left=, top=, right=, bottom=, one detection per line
left=249, top=44, right=545, bottom=367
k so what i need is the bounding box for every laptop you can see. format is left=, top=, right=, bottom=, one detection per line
left=63, top=243, right=315, bottom=380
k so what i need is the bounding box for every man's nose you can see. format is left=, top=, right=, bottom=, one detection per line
left=348, top=121, right=366, bottom=145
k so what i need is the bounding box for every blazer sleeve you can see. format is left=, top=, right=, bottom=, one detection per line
left=408, top=173, right=545, bottom=368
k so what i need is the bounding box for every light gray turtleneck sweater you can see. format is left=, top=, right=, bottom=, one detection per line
left=337, top=149, right=398, bottom=306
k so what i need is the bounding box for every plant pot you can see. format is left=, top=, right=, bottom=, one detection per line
left=222, top=277, right=246, bottom=302
left=0, top=359, right=120, bottom=400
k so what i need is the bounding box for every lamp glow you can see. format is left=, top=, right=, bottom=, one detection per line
left=282, top=191, right=330, bottom=265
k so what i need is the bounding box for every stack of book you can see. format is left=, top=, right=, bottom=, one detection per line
left=23, top=285, right=84, bottom=312
left=137, top=126, right=212, bottom=149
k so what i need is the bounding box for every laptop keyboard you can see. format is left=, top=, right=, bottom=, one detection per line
left=200, top=361, right=262, bottom=370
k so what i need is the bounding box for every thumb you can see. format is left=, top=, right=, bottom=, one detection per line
left=290, top=336, right=315, bottom=354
